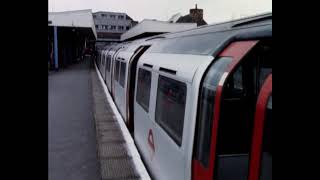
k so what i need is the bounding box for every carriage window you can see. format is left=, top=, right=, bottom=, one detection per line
left=260, top=95, right=272, bottom=180
left=194, top=57, right=233, bottom=167
left=102, top=56, right=105, bottom=65
left=233, top=66, right=243, bottom=91
left=115, top=60, right=120, bottom=82
left=155, top=75, right=186, bottom=146
left=223, top=65, right=245, bottom=99
left=252, top=40, right=272, bottom=94
left=108, top=56, right=111, bottom=72
left=119, top=62, right=126, bottom=87
left=259, top=43, right=272, bottom=89
left=106, top=56, right=111, bottom=72
left=136, top=68, right=151, bottom=112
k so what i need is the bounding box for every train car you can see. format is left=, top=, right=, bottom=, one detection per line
left=99, top=47, right=106, bottom=77
left=103, top=43, right=124, bottom=94
left=110, top=38, right=160, bottom=129
left=132, top=13, right=272, bottom=180
left=97, top=46, right=110, bottom=74
left=95, top=13, right=272, bottom=180
left=100, top=45, right=114, bottom=81
left=111, top=43, right=133, bottom=121
left=96, top=49, right=102, bottom=70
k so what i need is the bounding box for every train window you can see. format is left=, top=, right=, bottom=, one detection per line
left=223, top=66, right=245, bottom=99
left=260, top=95, right=272, bottom=180
left=155, top=75, right=187, bottom=146
left=115, top=60, right=120, bottom=82
left=258, top=43, right=272, bottom=89
left=136, top=68, right=152, bottom=112
left=119, top=62, right=126, bottom=87
left=102, top=56, right=105, bottom=65
left=104, top=55, right=107, bottom=70
left=252, top=40, right=272, bottom=95
left=233, top=66, right=243, bottom=91
left=106, top=56, right=111, bottom=72
left=194, top=57, right=233, bottom=167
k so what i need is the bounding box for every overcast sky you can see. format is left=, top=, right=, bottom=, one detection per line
left=48, top=0, right=272, bottom=24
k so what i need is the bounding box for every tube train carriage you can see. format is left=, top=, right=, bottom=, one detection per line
left=96, top=13, right=272, bottom=180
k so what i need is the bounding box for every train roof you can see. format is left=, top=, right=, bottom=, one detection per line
left=100, top=13, right=272, bottom=82
left=144, top=13, right=271, bottom=56
left=137, top=13, right=272, bottom=82
left=162, top=12, right=271, bottom=38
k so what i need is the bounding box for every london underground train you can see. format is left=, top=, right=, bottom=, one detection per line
left=96, top=13, right=272, bottom=180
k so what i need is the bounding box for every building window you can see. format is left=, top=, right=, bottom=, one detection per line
left=110, top=26, right=116, bottom=30
left=99, top=25, right=108, bottom=30
left=136, top=68, right=152, bottom=112
left=118, top=15, right=124, bottom=20
left=126, top=26, right=130, bottom=30
left=155, top=75, right=187, bottom=146
left=93, top=15, right=96, bottom=18
left=118, top=26, right=124, bottom=30
left=95, top=25, right=99, bottom=29
left=110, top=15, right=116, bottom=19
left=101, top=14, right=105, bottom=17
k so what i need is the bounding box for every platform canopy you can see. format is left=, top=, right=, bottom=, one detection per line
left=48, top=9, right=97, bottom=39
left=121, top=19, right=197, bottom=41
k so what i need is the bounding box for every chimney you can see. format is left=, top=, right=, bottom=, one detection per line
left=189, top=4, right=203, bottom=21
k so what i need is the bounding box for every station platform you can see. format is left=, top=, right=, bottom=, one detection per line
left=49, top=57, right=150, bottom=180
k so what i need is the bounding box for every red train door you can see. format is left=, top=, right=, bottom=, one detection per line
left=192, top=39, right=272, bottom=180
left=248, top=74, right=272, bottom=180
left=192, top=40, right=258, bottom=180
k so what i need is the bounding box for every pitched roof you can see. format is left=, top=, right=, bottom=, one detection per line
left=120, top=19, right=196, bottom=41
left=176, top=14, right=207, bottom=26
